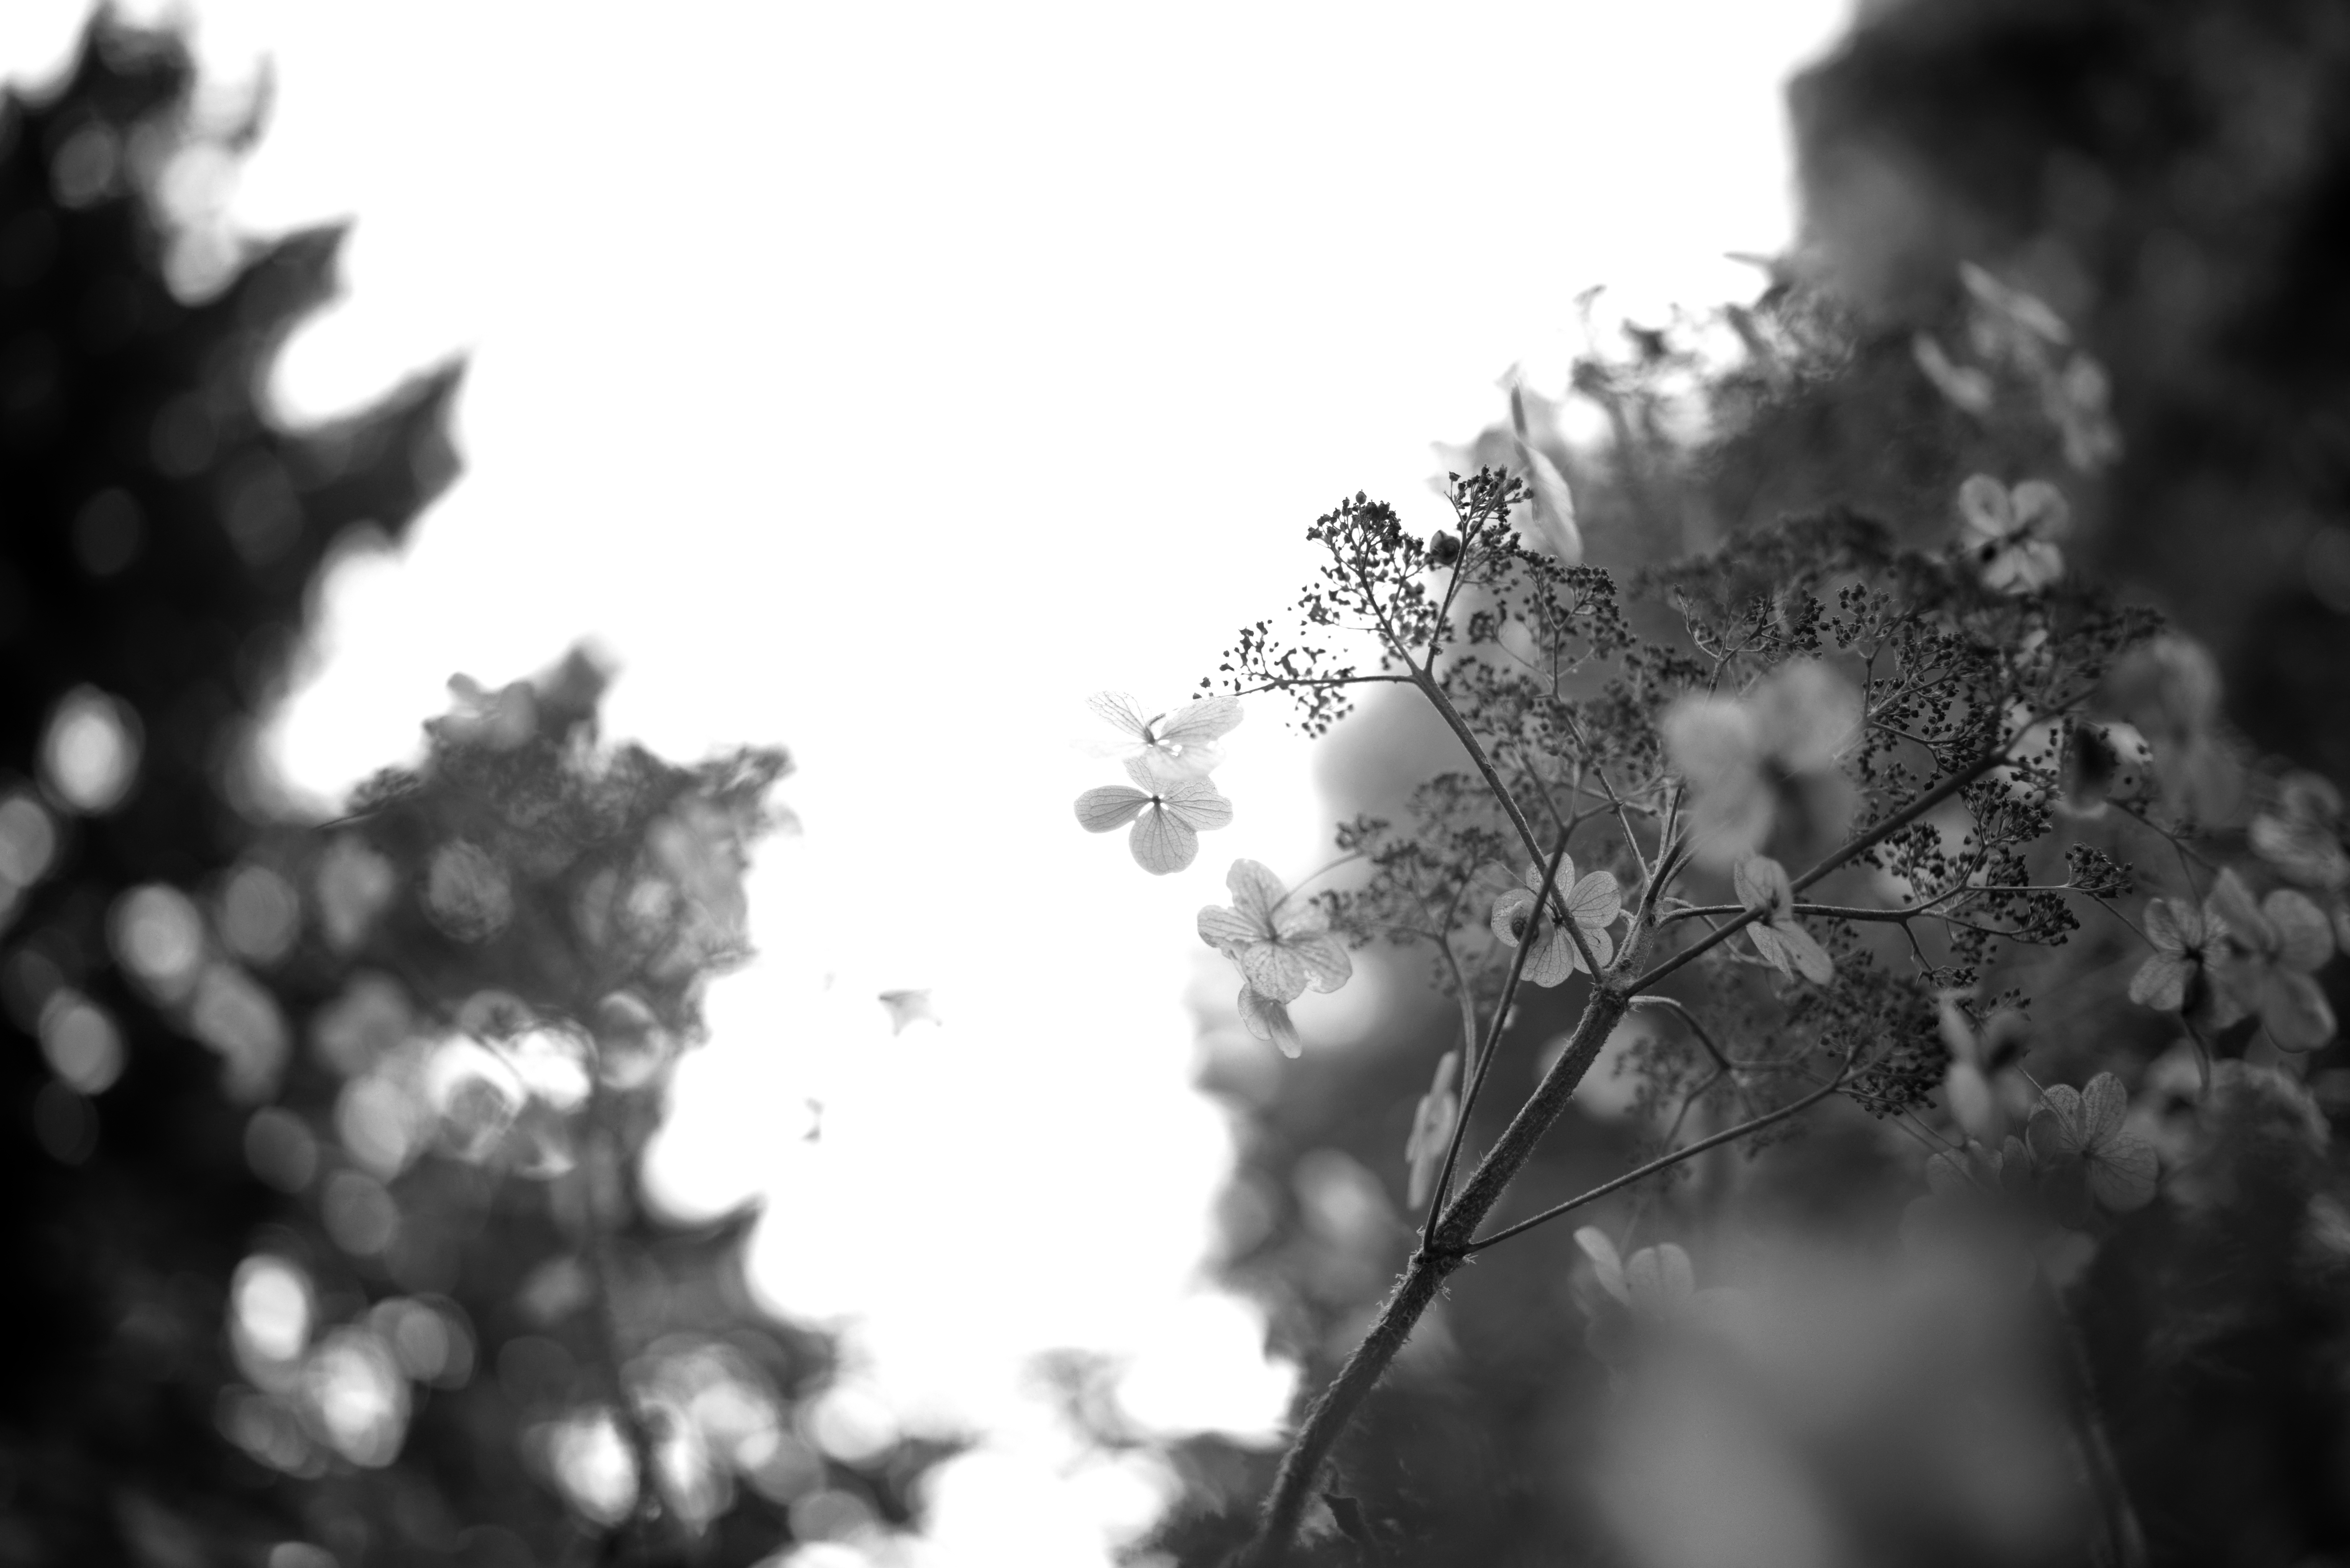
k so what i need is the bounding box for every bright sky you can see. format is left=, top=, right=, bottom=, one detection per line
left=7, top=2, right=1849, bottom=1560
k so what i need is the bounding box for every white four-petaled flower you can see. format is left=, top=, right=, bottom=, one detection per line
left=1085, top=692, right=1243, bottom=778
left=1074, top=756, right=1234, bottom=876
left=1197, top=859, right=1352, bottom=1003
left=1661, top=659, right=1859, bottom=870
left=1490, top=857, right=1621, bottom=986
left=1957, top=474, right=2071, bottom=593
left=1198, top=859, right=1351, bottom=1058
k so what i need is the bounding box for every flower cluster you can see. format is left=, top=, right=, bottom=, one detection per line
left=1072, top=694, right=1239, bottom=874
left=2129, top=868, right=2339, bottom=1052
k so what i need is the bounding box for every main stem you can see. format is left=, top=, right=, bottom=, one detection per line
left=1240, top=980, right=1634, bottom=1565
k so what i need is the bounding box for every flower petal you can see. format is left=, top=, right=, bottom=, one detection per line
left=2088, top=1134, right=2158, bottom=1213
left=1574, top=1227, right=1630, bottom=1307
left=1748, top=922, right=1795, bottom=981
left=1773, top=919, right=1836, bottom=985
left=2010, top=480, right=2072, bottom=543
left=1151, top=695, right=1244, bottom=747
left=1733, top=855, right=1792, bottom=918
left=1074, top=786, right=1150, bottom=834
left=1957, top=474, right=2014, bottom=542
left=1293, top=932, right=1353, bottom=993
left=2078, top=1072, right=2128, bottom=1142
left=1755, top=661, right=1862, bottom=773
left=1520, top=926, right=1577, bottom=987
left=1129, top=809, right=1199, bottom=875
left=1651, top=1242, right=1695, bottom=1306
left=1661, top=697, right=1761, bottom=796
left=1087, top=691, right=1151, bottom=739
left=2128, top=952, right=2191, bottom=1012
left=1224, top=859, right=1287, bottom=931
left=2265, top=890, right=2334, bottom=973
left=1574, top=924, right=1615, bottom=974
left=1197, top=905, right=1262, bottom=953
left=1240, top=941, right=1309, bottom=1003
left=1158, top=777, right=1234, bottom=832
left=2141, top=897, right=2193, bottom=961
left=2262, top=970, right=2337, bottom=1052
left=1565, top=870, right=1622, bottom=929
left=2209, top=869, right=2271, bottom=952
left=1236, top=985, right=1301, bottom=1058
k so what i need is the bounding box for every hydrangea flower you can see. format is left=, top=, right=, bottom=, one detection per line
left=2251, top=773, right=2350, bottom=893
left=2044, top=354, right=2121, bottom=473
left=2026, top=1072, right=2159, bottom=1223
left=1732, top=855, right=1834, bottom=984
left=1084, top=692, right=1243, bottom=778
left=1957, top=474, right=2071, bottom=593
left=2108, top=634, right=2235, bottom=822
left=1661, top=659, right=1860, bottom=870
left=1573, top=1228, right=1745, bottom=1369
left=1489, top=857, right=1620, bottom=986
left=1402, top=1050, right=1461, bottom=1209
left=2126, top=893, right=2239, bottom=1026
left=1197, top=859, right=1352, bottom=1003
left=1074, top=756, right=1233, bottom=875
left=2208, top=870, right=2337, bottom=1052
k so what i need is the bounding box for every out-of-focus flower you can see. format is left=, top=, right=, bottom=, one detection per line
left=1509, top=384, right=1583, bottom=565
left=2044, top=354, right=2121, bottom=472
left=2108, top=634, right=2237, bottom=823
left=1912, top=331, right=1994, bottom=413
left=1575, top=1228, right=1745, bottom=1368
left=1957, top=475, right=2070, bottom=593
left=2026, top=1073, right=2158, bottom=1223
left=1732, top=855, right=1833, bottom=984
left=1490, top=857, right=1621, bottom=986
left=1198, top=860, right=1351, bottom=1002
left=1074, top=756, right=1234, bottom=875
left=2127, top=893, right=2240, bottom=1027
left=1662, top=659, right=1860, bottom=870
left=2057, top=720, right=2152, bottom=818
left=1084, top=692, right=1242, bottom=778
left=1960, top=262, right=2069, bottom=372
left=1936, top=994, right=2029, bottom=1141
left=2251, top=773, right=2349, bottom=893
left=2209, top=870, right=2337, bottom=1052
left=1402, top=1050, right=1461, bottom=1209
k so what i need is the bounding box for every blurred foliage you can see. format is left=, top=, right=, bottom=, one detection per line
left=0, top=16, right=942, bottom=1566
left=1137, top=1, right=2350, bottom=1565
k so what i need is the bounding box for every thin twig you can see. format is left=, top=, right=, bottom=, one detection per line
left=1462, top=1044, right=1856, bottom=1254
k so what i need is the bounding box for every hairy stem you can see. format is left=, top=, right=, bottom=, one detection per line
left=1241, top=981, right=1634, bottom=1565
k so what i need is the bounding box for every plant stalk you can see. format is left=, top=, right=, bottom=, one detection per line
left=1239, top=980, right=1634, bottom=1565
